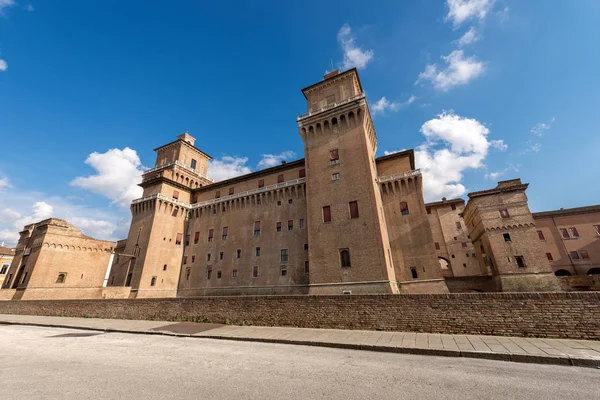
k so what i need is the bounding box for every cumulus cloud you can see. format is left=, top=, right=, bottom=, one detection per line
left=337, top=24, right=374, bottom=70
left=445, top=0, right=495, bottom=27
left=208, top=156, right=252, bottom=182
left=457, top=27, right=480, bottom=46
left=530, top=117, right=555, bottom=137
left=417, top=50, right=485, bottom=91
left=0, top=202, right=54, bottom=245
left=0, top=177, right=10, bottom=190
left=0, top=0, right=15, bottom=13
left=257, top=151, right=296, bottom=169
left=484, top=163, right=519, bottom=180
left=71, top=147, right=146, bottom=209
left=371, top=95, right=416, bottom=115
left=0, top=59, right=7, bottom=72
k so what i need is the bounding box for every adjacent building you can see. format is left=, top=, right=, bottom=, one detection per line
left=0, top=245, right=15, bottom=287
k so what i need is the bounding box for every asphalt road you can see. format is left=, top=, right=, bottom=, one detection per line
left=0, top=325, right=598, bottom=400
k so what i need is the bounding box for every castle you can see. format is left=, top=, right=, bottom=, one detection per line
left=1, top=69, right=599, bottom=300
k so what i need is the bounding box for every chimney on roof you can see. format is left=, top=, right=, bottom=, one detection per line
left=281, top=160, right=287, bottom=165
left=323, top=70, right=340, bottom=80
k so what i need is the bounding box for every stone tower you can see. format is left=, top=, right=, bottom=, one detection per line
left=297, top=69, right=399, bottom=294
left=463, top=179, right=561, bottom=292
left=109, top=132, right=213, bottom=298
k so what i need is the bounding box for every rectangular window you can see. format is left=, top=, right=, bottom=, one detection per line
left=208, top=229, right=214, bottom=242
left=426, top=207, right=431, bottom=215
left=207, top=253, right=211, bottom=261
left=254, top=221, right=261, bottom=236
left=304, top=243, right=308, bottom=251
left=288, top=199, right=293, bottom=204
left=329, top=149, right=339, bottom=164
left=276, top=222, right=282, bottom=232
left=280, top=266, right=288, bottom=276
left=461, top=242, right=467, bottom=248
left=215, top=191, right=221, bottom=199
left=232, top=269, right=238, bottom=278
left=190, top=159, right=197, bottom=169
left=304, top=261, right=309, bottom=274
left=172, top=190, right=179, bottom=199
left=500, top=209, right=510, bottom=218
left=595, top=225, right=600, bottom=236
left=253, top=266, right=259, bottom=278
left=194, top=231, right=199, bottom=244
left=570, top=251, right=580, bottom=260
left=236, top=249, right=241, bottom=259
left=434, top=242, right=440, bottom=250
left=288, top=220, right=294, bottom=231
left=219, top=252, right=223, bottom=260
left=222, top=226, right=228, bottom=240
left=560, top=228, right=570, bottom=239
left=190, top=255, right=195, bottom=264
left=175, top=233, right=182, bottom=245
left=277, top=174, right=284, bottom=183
left=546, top=253, right=553, bottom=261
left=410, top=267, right=418, bottom=279
left=186, top=268, right=191, bottom=281
left=503, top=233, right=511, bottom=242
left=151, top=276, right=156, bottom=286
left=323, top=206, right=332, bottom=223
left=299, top=218, right=305, bottom=229
left=217, top=270, right=222, bottom=279
left=229, top=187, right=234, bottom=195
left=207, top=267, right=212, bottom=280
left=0, top=264, right=8, bottom=274
left=332, top=172, right=340, bottom=181
left=183, top=256, right=188, bottom=264
left=280, top=249, right=289, bottom=262
left=569, top=227, right=579, bottom=238
left=400, top=202, right=409, bottom=215
left=185, top=234, right=190, bottom=246
left=349, top=201, right=359, bottom=219
left=515, top=256, right=526, bottom=268
left=456, top=222, right=462, bottom=230
left=580, top=250, right=590, bottom=259
left=299, top=168, right=306, bottom=178
left=256, top=247, right=261, bottom=257
left=340, top=249, right=351, bottom=268
left=451, top=204, right=457, bottom=211
left=258, top=179, right=264, bottom=188
left=537, top=230, right=545, bottom=241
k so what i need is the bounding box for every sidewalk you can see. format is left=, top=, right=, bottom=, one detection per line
left=1, top=314, right=599, bottom=368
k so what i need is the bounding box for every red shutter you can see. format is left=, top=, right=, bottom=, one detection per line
left=580, top=250, right=589, bottom=259
left=223, top=227, right=228, bottom=235
left=349, top=201, right=359, bottom=219
left=229, top=187, right=234, bottom=195
left=208, top=229, right=214, bottom=239
left=176, top=233, right=182, bottom=244
left=323, top=206, right=331, bottom=222
left=299, top=169, right=306, bottom=178
left=435, top=242, right=440, bottom=250
left=254, top=221, right=260, bottom=231
left=172, top=190, right=179, bottom=199
left=215, top=191, right=220, bottom=198
left=570, top=227, right=579, bottom=237
left=277, top=174, right=284, bottom=183
left=288, top=220, right=293, bottom=228
left=258, top=179, right=264, bottom=188
left=194, top=231, right=199, bottom=243
left=277, top=222, right=281, bottom=230
left=570, top=251, right=580, bottom=260
left=537, top=230, right=545, bottom=240
left=329, top=149, right=339, bottom=161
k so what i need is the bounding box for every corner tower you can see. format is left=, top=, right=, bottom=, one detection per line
left=298, top=69, right=398, bottom=294
left=108, top=132, right=213, bottom=298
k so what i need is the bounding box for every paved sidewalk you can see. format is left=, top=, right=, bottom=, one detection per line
left=1, top=314, right=599, bottom=368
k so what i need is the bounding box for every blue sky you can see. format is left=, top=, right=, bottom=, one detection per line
left=1, top=0, right=599, bottom=245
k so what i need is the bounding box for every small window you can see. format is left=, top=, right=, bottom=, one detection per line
left=277, top=200, right=282, bottom=206
left=463, top=263, right=467, bottom=268
left=215, top=191, right=221, bottom=199
left=299, top=168, right=306, bottom=178
left=236, top=249, right=241, bottom=259
left=560, top=228, right=570, bottom=239
left=207, top=267, right=212, bottom=280
left=194, top=231, right=200, bottom=244
left=500, top=209, right=510, bottom=218
left=569, top=227, right=579, bottom=238
left=288, top=220, right=294, bottom=231
left=331, top=117, right=338, bottom=125
left=329, top=149, right=339, bottom=164
left=175, top=233, right=182, bottom=245
left=172, top=190, right=179, bottom=200
left=281, top=249, right=289, bottom=262
left=299, top=219, right=305, bottom=229
left=340, top=249, right=351, bottom=267
left=207, top=253, right=211, bottom=261
left=208, top=229, right=214, bottom=242
left=219, top=251, right=224, bottom=260
left=151, top=276, right=157, bottom=286
left=280, top=266, right=288, bottom=276
left=258, top=179, right=264, bottom=188
left=185, top=268, right=191, bottom=280
left=515, top=256, right=526, bottom=268
left=277, top=174, right=284, bottom=183
left=190, top=159, right=197, bottom=169
left=451, top=204, right=457, bottom=211
left=332, top=172, right=340, bottom=181
left=256, top=247, right=261, bottom=257
left=0, top=264, right=9, bottom=274
left=434, top=242, right=440, bottom=250
left=257, top=197, right=261, bottom=204
left=56, top=273, right=66, bottom=284
left=546, top=253, right=553, bottom=261
left=537, top=230, right=545, bottom=241
left=229, top=187, right=234, bottom=195
left=455, top=222, right=462, bottom=230
left=183, top=256, right=188, bottom=265
left=570, top=251, right=580, bottom=260
left=451, top=254, right=455, bottom=259
left=349, top=201, right=359, bottom=219
left=594, top=225, right=600, bottom=236
left=288, top=199, right=292, bottom=204
left=472, top=252, right=476, bottom=257
left=503, top=233, right=511, bottom=242
left=222, top=226, right=228, bottom=240
left=426, top=207, right=431, bottom=215
left=466, top=253, right=470, bottom=257
left=400, top=202, right=409, bottom=215
left=410, top=267, right=418, bottom=279
left=254, top=221, right=261, bottom=236
left=232, top=269, right=238, bottom=278
left=323, top=206, right=332, bottom=223
left=461, top=242, right=467, bottom=248
left=217, top=270, right=222, bottom=279
left=185, top=234, right=190, bottom=246
left=276, top=222, right=282, bottom=232
left=581, top=250, right=590, bottom=259
left=304, top=243, right=308, bottom=251
left=253, top=266, right=259, bottom=278
left=304, top=261, right=309, bottom=274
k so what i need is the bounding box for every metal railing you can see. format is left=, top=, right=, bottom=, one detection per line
left=142, top=161, right=214, bottom=183
left=297, top=94, right=365, bottom=121
left=377, top=169, right=421, bottom=183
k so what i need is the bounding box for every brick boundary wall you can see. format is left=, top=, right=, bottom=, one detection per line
left=0, top=292, right=598, bottom=339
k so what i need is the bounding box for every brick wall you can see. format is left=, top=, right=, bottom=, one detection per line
left=0, top=292, right=598, bottom=339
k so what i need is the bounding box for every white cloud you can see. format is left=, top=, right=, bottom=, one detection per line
left=484, top=163, right=519, bottom=180
left=0, top=0, right=15, bottom=13
left=457, top=27, right=480, bottom=46
left=522, top=141, right=542, bottom=154
left=0, top=177, right=10, bottom=190
left=445, top=0, right=494, bottom=27
left=388, top=112, right=504, bottom=201
left=0, top=59, right=7, bottom=72
left=26, top=4, right=34, bottom=12
left=417, top=50, right=485, bottom=91
left=484, top=171, right=501, bottom=180
left=337, top=24, right=374, bottom=70
left=208, top=156, right=252, bottom=182
left=490, top=139, right=508, bottom=151
left=257, top=151, right=296, bottom=169
left=371, top=95, right=416, bottom=115
left=71, top=147, right=146, bottom=209
left=530, top=117, right=555, bottom=137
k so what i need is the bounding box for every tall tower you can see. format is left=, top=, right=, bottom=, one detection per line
left=298, top=69, right=398, bottom=294
left=463, top=179, right=561, bottom=292
left=108, top=132, right=213, bottom=298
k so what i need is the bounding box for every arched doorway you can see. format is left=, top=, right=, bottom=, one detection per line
left=438, top=257, right=453, bottom=277
left=554, top=269, right=571, bottom=276
left=587, top=268, right=600, bottom=275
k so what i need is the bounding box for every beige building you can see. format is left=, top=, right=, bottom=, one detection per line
left=0, top=245, right=15, bottom=287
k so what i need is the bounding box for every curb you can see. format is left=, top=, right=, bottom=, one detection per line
left=2, top=321, right=599, bottom=369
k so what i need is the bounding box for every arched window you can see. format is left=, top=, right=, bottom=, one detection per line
left=410, top=267, right=418, bottom=279
left=150, top=276, right=156, bottom=286
left=332, top=117, right=338, bottom=125
left=554, top=269, right=571, bottom=276
left=588, top=268, right=600, bottom=275
left=400, top=201, right=409, bottom=215
left=340, top=249, right=351, bottom=267
left=56, top=273, right=66, bottom=284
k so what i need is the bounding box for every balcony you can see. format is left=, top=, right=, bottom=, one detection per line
left=377, top=169, right=421, bottom=183
left=297, top=94, right=365, bottom=121
left=142, top=160, right=214, bottom=183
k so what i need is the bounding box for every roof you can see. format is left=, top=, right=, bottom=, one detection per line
left=375, top=150, right=415, bottom=171
left=0, top=245, right=15, bottom=256
left=533, top=204, right=600, bottom=219
left=301, top=68, right=363, bottom=99
left=153, top=138, right=213, bottom=160
left=467, top=179, right=529, bottom=199
left=425, top=198, right=465, bottom=208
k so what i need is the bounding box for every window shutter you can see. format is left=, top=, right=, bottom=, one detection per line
left=176, top=233, right=182, bottom=243
left=570, top=227, right=579, bottom=237
left=208, top=229, right=214, bottom=239
left=349, top=201, right=359, bottom=219
left=329, top=149, right=339, bottom=161
left=223, top=227, right=228, bottom=235
left=299, top=169, right=306, bottom=178
left=323, top=206, right=331, bottom=222
left=173, top=190, right=179, bottom=199
left=258, top=179, right=264, bottom=188
left=537, top=230, right=545, bottom=240
left=277, top=174, right=284, bottom=183
left=194, top=231, right=199, bottom=241
left=254, top=221, right=260, bottom=231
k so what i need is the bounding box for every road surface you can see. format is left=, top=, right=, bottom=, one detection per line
left=0, top=324, right=598, bottom=399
